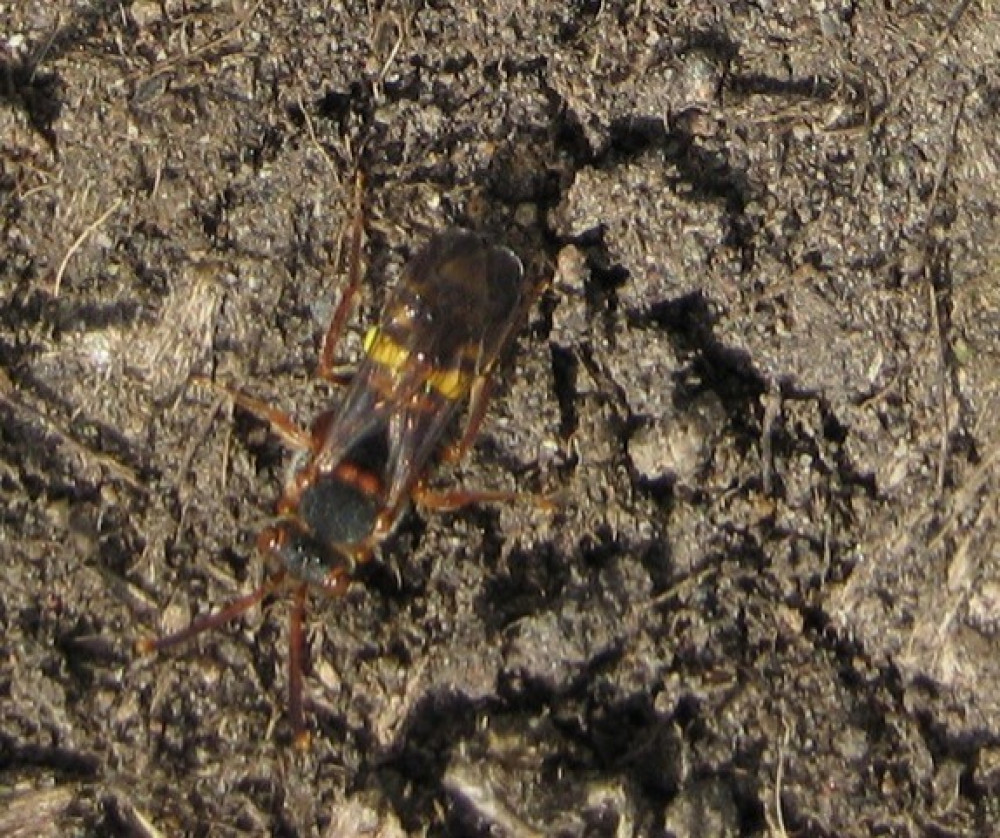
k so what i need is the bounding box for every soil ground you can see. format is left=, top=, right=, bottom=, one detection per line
left=2, top=1, right=999, bottom=836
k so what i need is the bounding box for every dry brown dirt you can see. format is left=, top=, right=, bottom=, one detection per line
left=2, top=1, right=1000, bottom=836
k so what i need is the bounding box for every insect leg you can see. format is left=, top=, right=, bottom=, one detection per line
left=191, top=375, right=311, bottom=450
left=137, top=568, right=287, bottom=654
left=288, top=582, right=310, bottom=748
left=441, top=373, right=496, bottom=464
left=287, top=560, right=359, bottom=745
left=414, top=485, right=555, bottom=512
left=318, top=170, right=366, bottom=385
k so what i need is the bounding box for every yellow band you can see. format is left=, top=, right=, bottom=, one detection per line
left=364, top=328, right=470, bottom=400
left=364, top=327, right=410, bottom=368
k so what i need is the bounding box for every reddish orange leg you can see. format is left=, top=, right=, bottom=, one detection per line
left=414, top=485, right=555, bottom=512
left=318, top=170, right=366, bottom=385
left=288, top=583, right=310, bottom=747
left=441, top=373, right=497, bottom=464
left=137, top=569, right=287, bottom=654
left=287, top=566, right=356, bottom=745
left=190, top=375, right=311, bottom=451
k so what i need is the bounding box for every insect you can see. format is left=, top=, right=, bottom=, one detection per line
left=140, top=188, right=539, bottom=744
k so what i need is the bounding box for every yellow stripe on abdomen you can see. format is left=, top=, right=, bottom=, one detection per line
left=364, top=327, right=471, bottom=400
left=364, top=327, right=410, bottom=369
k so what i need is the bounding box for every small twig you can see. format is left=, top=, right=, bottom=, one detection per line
left=375, top=13, right=406, bottom=83
left=927, top=279, right=949, bottom=499
left=761, top=380, right=782, bottom=496
left=924, top=85, right=967, bottom=499
left=773, top=717, right=791, bottom=838
left=929, top=441, right=1000, bottom=548
left=52, top=198, right=122, bottom=296
left=28, top=12, right=62, bottom=83
left=925, top=85, right=968, bottom=229
left=135, top=0, right=265, bottom=81
left=173, top=390, right=228, bottom=491
left=853, top=0, right=974, bottom=194
left=0, top=373, right=145, bottom=492
left=295, top=91, right=339, bottom=180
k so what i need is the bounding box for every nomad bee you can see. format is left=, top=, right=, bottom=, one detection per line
left=141, top=191, right=538, bottom=743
